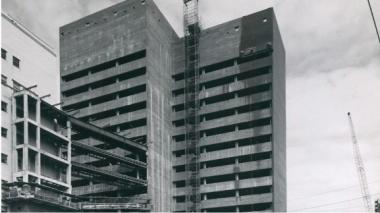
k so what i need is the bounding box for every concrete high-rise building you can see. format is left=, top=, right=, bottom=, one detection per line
left=59, top=0, right=286, bottom=212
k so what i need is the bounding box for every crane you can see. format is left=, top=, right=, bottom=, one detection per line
left=347, top=112, right=372, bottom=212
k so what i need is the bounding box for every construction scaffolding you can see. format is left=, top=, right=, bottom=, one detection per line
left=183, top=0, right=201, bottom=212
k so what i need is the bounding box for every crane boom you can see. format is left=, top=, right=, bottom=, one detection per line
left=347, top=112, right=372, bottom=212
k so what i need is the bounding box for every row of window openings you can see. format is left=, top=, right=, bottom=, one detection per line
left=63, top=84, right=146, bottom=111
left=62, top=50, right=146, bottom=82
left=173, top=101, right=271, bottom=127
left=173, top=83, right=272, bottom=112
left=2, top=48, right=20, bottom=68
left=174, top=135, right=272, bottom=157
left=173, top=117, right=271, bottom=142
left=174, top=169, right=272, bottom=189
left=173, top=66, right=271, bottom=97
left=175, top=152, right=272, bottom=173
left=173, top=50, right=272, bottom=81
left=78, top=101, right=146, bottom=123
left=62, top=67, right=146, bottom=98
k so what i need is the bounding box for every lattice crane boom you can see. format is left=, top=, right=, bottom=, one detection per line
left=347, top=112, right=372, bottom=212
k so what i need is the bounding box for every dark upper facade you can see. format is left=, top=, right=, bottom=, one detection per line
left=59, top=0, right=285, bottom=211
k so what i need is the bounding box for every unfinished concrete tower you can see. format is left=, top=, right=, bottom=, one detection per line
left=172, top=8, right=286, bottom=212
left=59, top=0, right=286, bottom=211
left=59, top=0, right=176, bottom=211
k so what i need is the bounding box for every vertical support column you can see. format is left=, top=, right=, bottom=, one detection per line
left=11, top=94, right=17, bottom=180
left=36, top=98, right=41, bottom=184
left=22, top=94, right=29, bottom=182
left=136, top=154, right=140, bottom=179
left=66, top=120, right=72, bottom=193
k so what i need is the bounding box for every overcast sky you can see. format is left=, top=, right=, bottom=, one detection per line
left=2, top=0, right=380, bottom=211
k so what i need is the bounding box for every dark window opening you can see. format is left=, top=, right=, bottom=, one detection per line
left=61, top=70, right=88, bottom=82
left=237, top=118, right=271, bottom=131
left=1, top=75, right=7, bottom=84
left=1, top=101, right=7, bottom=112
left=204, top=108, right=235, bottom=121
left=119, top=84, right=146, bottom=98
left=1, top=49, right=7, bottom=60
left=204, top=59, right=235, bottom=73
left=173, top=134, right=185, bottom=142
left=203, top=125, right=235, bottom=137
left=238, top=135, right=272, bottom=147
left=206, top=190, right=236, bottom=200
left=237, top=84, right=271, bottom=97
left=175, top=165, right=185, bottom=172
left=62, top=50, right=146, bottom=82
left=63, top=85, right=89, bottom=97
left=174, top=149, right=185, bottom=157
left=237, top=101, right=271, bottom=114
left=239, top=185, right=272, bottom=196
left=1, top=154, right=7, bottom=164
left=1, top=128, right=7, bottom=138
left=205, top=205, right=236, bottom=212
left=205, top=157, right=235, bottom=168
left=204, top=174, right=235, bottom=184
left=174, top=181, right=186, bottom=188
left=237, top=51, right=272, bottom=64
left=173, top=72, right=185, bottom=81
left=173, top=104, right=185, bottom=112
left=119, top=118, right=147, bottom=131
left=203, top=75, right=235, bottom=89
left=239, top=202, right=272, bottom=212
left=204, top=141, right=235, bottom=152
left=237, top=66, right=271, bottom=81
left=175, top=196, right=186, bottom=203
left=204, top=92, right=235, bottom=105
left=239, top=169, right=272, bottom=180
left=12, top=56, right=20, bottom=68
left=172, top=88, right=185, bottom=97
left=238, top=152, right=272, bottom=163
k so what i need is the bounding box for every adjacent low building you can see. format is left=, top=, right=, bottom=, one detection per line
left=1, top=11, right=149, bottom=212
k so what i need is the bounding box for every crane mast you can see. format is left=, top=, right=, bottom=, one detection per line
left=183, top=0, right=201, bottom=212
left=347, top=112, right=372, bottom=212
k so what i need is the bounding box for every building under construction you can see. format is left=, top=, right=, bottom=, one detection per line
left=59, top=0, right=286, bottom=212
left=1, top=11, right=148, bottom=212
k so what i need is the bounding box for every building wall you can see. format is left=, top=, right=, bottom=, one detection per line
left=172, top=8, right=285, bottom=212
left=1, top=12, right=58, bottom=186
left=1, top=85, right=13, bottom=182
left=1, top=13, right=59, bottom=104
left=59, top=0, right=175, bottom=211
left=146, top=1, right=178, bottom=211
left=271, top=11, right=286, bottom=211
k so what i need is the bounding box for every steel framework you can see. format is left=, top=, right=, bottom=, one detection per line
left=183, top=0, right=201, bottom=211
left=347, top=112, right=372, bottom=212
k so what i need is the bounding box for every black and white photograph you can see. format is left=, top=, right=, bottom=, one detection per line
left=1, top=0, right=379, bottom=212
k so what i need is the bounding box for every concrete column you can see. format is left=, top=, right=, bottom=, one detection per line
left=236, top=206, right=239, bottom=212
left=36, top=98, right=41, bottom=182
left=66, top=120, right=72, bottom=193
left=117, top=191, right=122, bottom=213
left=203, top=193, right=207, bottom=200
left=11, top=95, right=18, bottom=180
left=136, top=154, right=140, bottom=179
left=23, top=94, right=29, bottom=179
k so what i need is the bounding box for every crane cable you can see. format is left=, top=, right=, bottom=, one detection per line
left=366, top=0, right=380, bottom=45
